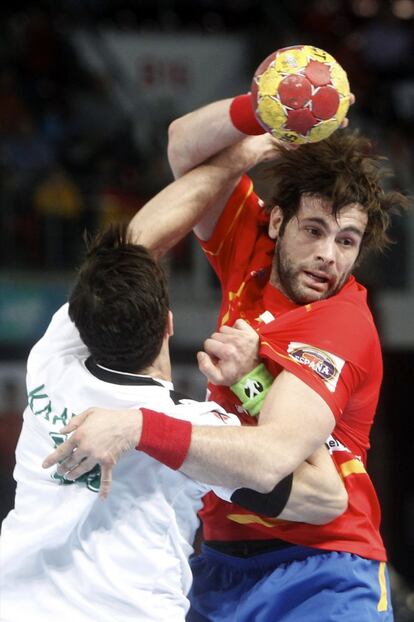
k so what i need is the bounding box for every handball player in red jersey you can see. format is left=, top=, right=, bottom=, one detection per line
left=45, top=92, right=409, bottom=619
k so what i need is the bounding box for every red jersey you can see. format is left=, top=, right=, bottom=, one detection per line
left=198, top=175, right=386, bottom=561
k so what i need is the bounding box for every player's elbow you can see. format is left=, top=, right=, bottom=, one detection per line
left=310, top=486, right=348, bottom=525
left=167, top=118, right=179, bottom=153
left=250, top=465, right=292, bottom=494
left=167, top=118, right=188, bottom=178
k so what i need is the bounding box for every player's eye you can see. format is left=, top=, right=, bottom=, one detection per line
left=305, top=227, right=321, bottom=237
left=338, top=237, right=355, bottom=247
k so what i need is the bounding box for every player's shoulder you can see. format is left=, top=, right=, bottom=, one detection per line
left=330, top=276, right=369, bottom=310
left=28, top=303, right=88, bottom=372
left=31, top=303, right=78, bottom=348
left=334, top=281, right=377, bottom=331
left=306, top=278, right=374, bottom=327
left=225, top=174, right=263, bottom=217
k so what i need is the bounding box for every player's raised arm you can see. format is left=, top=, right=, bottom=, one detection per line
left=127, top=133, right=283, bottom=255
left=165, top=95, right=267, bottom=240
left=167, top=97, right=263, bottom=179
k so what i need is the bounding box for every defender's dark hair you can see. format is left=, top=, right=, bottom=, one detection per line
left=69, top=223, right=169, bottom=373
left=262, top=131, right=410, bottom=251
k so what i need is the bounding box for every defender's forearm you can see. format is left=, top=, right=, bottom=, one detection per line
left=127, top=158, right=243, bottom=258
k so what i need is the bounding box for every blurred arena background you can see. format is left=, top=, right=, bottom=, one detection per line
left=0, top=1, right=413, bottom=618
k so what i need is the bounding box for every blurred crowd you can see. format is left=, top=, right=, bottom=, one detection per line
left=0, top=7, right=153, bottom=270
left=0, top=0, right=412, bottom=275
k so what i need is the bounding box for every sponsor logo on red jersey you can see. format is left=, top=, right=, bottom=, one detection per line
left=289, top=346, right=335, bottom=379
left=287, top=342, right=345, bottom=392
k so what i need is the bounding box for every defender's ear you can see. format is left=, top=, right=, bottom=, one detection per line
left=166, top=310, right=174, bottom=337
left=268, top=206, right=283, bottom=240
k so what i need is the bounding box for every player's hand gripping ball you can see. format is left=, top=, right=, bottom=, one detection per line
left=251, top=45, right=351, bottom=144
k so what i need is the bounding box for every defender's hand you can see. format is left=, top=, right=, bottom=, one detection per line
left=42, top=408, right=142, bottom=499
left=219, top=132, right=297, bottom=174
left=198, top=319, right=260, bottom=386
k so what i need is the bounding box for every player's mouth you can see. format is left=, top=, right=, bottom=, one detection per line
left=302, top=270, right=332, bottom=291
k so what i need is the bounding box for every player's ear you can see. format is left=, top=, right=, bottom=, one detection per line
left=268, top=206, right=283, bottom=240
left=166, top=310, right=174, bottom=337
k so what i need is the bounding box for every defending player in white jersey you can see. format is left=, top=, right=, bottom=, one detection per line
left=0, top=145, right=346, bottom=621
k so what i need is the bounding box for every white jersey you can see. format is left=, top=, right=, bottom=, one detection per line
left=0, top=304, right=240, bottom=622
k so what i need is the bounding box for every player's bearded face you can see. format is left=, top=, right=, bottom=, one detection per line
left=270, top=196, right=368, bottom=305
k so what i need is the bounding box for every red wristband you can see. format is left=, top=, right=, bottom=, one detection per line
left=137, top=408, right=192, bottom=470
left=229, top=94, right=265, bottom=135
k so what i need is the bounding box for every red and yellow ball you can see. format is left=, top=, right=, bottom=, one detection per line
left=251, top=45, right=351, bottom=144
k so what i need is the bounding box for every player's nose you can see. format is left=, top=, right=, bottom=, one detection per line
left=315, top=237, right=336, bottom=264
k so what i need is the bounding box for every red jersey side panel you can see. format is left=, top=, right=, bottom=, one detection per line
left=198, top=176, right=386, bottom=561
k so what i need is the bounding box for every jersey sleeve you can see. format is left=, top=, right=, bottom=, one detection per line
left=196, top=175, right=268, bottom=288
left=259, top=297, right=378, bottom=421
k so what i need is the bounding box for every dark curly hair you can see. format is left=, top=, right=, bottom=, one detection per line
left=261, top=131, right=410, bottom=252
left=69, top=223, right=169, bottom=373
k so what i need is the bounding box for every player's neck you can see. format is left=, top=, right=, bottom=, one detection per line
left=141, top=340, right=172, bottom=383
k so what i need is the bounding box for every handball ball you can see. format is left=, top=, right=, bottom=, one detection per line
left=251, top=45, right=351, bottom=144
